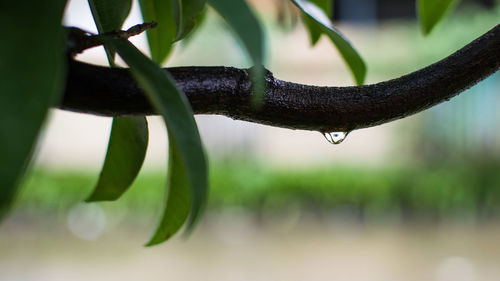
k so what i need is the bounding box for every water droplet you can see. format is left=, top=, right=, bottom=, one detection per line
left=322, top=131, right=349, bottom=144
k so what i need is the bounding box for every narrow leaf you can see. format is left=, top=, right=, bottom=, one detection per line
left=0, top=0, right=67, bottom=220
left=302, top=0, right=331, bottom=45
left=175, top=0, right=207, bottom=41
left=208, top=0, right=264, bottom=69
left=292, top=0, right=366, bottom=85
left=208, top=0, right=266, bottom=103
left=88, top=0, right=132, bottom=64
left=106, top=37, right=208, bottom=243
left=86, top=117, right=148, bottom=202
left=87, top=0, right=147, bottom=204
left=179, top=7, right=208, bottom=48
left=138, top=0, right=177, bottom=64
left=171, top=0, right=182, bottom=37
left=417, top=0, right=457, bottom=35
left=146, top=136, right=190, bottom=246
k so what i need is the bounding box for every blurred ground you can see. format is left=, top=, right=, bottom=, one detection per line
left=1, top=217, right=500, bottom=281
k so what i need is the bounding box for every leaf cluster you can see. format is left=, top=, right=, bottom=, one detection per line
left=0, top=0, right=456, bottom=245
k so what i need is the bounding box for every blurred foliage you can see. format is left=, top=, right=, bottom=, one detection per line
left=417, top=0, right=458, bottom=35
left=14, top=157, right=500, bottom=223
left=356, top=4, right=500, bottom=79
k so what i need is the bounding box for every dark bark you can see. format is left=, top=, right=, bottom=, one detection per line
left=61, top=24, right=500, bottom=132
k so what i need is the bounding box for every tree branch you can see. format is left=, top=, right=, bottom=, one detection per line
left=61, top=24, right=499, bottom=132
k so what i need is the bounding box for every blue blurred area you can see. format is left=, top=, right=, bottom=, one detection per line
left=419, top=73, right=500, bottom=160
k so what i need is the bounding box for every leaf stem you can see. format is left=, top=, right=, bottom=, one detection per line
left=66, top=22, right=157, bottom=56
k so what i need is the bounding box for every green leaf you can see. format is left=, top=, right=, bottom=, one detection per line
left=86, top=117, right=148, bottom=202
left=179, top=6, right=208, bottom=48
left=88, top=0, right=132, bottom=65
left=106, top=37, right=208, bottom=243
left=146, top=135, right=190, bottom=246
left=208, top=0, right=264, bottom=69
left=174, top=0, right=207, bottom=41
left=291, top=0, right=366, bottom=85
left=0, top=0, right=67, bottom=220
left=417, top=0, right=457, bottom=35
left=138, top=0, right=177, bottom=64
left=171, top=0, right=182, bottom=38
left=208, top=0, right=266, bottom=103
left=302, top=0, right=331, bottom=45
left=87, top=1, right=147, bottom=204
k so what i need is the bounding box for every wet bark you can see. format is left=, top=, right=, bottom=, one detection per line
left=61, top=24, right=500, bottom=132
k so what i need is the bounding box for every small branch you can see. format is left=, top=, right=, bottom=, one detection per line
left=66, top=22, right=157, bottom=56
left=61, top=24, right=500, bottom=132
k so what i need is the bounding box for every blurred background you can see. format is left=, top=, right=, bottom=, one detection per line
left=1, top=0, right=500, bottom=280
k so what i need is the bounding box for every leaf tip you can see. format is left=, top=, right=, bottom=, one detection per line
left=353, top=59, right=367, bottom=86
left=420, top=21, right=433, bottom=36
left=83, top=196, right=99, bottom=203
left=84, top=191, right=99, bottom=203
left=183, top=202, right=206, bottom=237
left=144, top=232, right=173, bottom=247
left=84, top=188, right=118, bottom=202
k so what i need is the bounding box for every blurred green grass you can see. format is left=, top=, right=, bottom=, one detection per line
left=14, top=157, right=500, bottom=223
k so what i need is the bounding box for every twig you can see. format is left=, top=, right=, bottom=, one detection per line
left=66, top=22, right=157, bottom=56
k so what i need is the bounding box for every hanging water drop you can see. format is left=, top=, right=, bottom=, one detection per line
left=322, top=131, right=349, bottom=144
